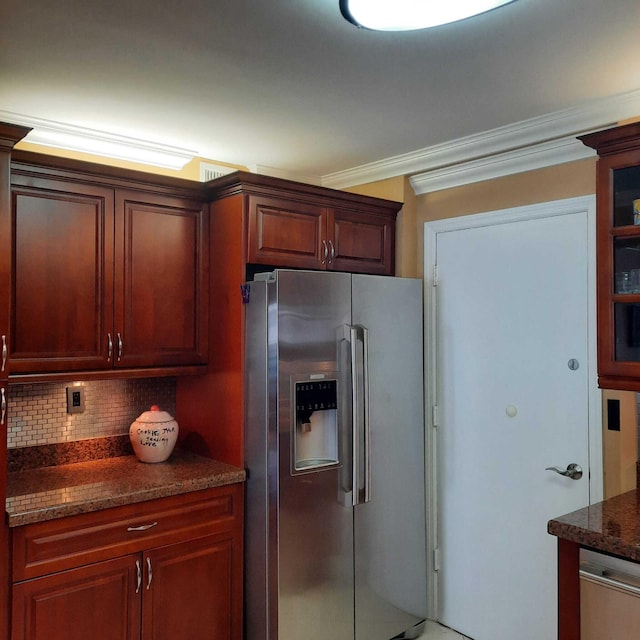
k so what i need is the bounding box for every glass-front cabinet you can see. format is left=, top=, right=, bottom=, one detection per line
left=581, top=123, right=640, bottom=389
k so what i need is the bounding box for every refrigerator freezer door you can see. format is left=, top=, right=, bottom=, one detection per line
left=275, top=270, right=355, bottom=640
left=352, top=274, right=427, bottom=640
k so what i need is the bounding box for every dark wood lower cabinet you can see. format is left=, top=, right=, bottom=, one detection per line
left=557, top=539, right=581, bottom=640
left=143, top=535, right=234, bottom=640
left=12, top=556, right=140, bottom=640
left=12, top=535, right=236, bottom=640
left=10, top=486, right=243, bottom=640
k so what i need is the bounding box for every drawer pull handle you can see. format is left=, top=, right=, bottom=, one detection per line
left=117, top=332, right=123, bottom=361
left=127, top=521, right=158, bottom=532
left=107, top=333, right=113, bottom=362
left=1, top=335, right=7, bottom=372
left=580, top=567, right=640, bottom=597
left=146, top=556, right=153, bottom=590
left=135, top=559, right=142, bottom=593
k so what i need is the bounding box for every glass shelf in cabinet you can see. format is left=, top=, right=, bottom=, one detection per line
left=613, top=166, right=640, bottom=227
left=614, top=301, right=640, bottom=362
left=614, top=238, right=640, bottom=292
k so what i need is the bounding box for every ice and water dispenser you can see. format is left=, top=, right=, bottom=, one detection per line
left=293, top=378, right=339, bottom=472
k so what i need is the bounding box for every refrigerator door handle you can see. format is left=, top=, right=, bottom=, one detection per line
left=361, top=326, right=371, bottom=504
left=349, top=324, right=372, bottom=506
left=350, top=325, right=360, bottom=506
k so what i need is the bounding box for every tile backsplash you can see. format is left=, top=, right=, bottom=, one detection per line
left=8, top=378, right=176, bottom=449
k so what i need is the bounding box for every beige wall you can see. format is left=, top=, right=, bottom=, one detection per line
left=602, top=390, right=638, bottom=499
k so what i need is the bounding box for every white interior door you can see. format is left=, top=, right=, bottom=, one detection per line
left=427, top=197, right=599, bottom=640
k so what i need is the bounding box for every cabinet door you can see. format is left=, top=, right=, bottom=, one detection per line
left=594, top=151, right=640, bottom=388
left=330, top=208, right=394, bottom=275
left=12, top=555, right=141, bottom=640
left=579, top=123, right=640, bottom=389
left=115, top=191, right=208, bottom=368
left=142, top=533, right=240, bottom=640
left=11, top=177, right=115, bottom=372
left=247, top=195, right=327, bottom=269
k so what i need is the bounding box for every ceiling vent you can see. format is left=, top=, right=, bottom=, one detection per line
left=199, top=162, right=237, bottom=182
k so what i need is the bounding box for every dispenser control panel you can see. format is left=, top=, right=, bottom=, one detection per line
left=292, top=378, right=339, bottom=473
left=295, top=380, right=337, bottom=425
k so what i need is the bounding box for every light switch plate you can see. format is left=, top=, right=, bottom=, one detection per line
left=66, top=386, right=85, bottom=414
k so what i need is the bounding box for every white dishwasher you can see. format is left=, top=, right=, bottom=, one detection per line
left=580, top=549, right=640, bottom=639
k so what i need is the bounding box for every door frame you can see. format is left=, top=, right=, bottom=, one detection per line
left=422, top=194, right=602, bottom=619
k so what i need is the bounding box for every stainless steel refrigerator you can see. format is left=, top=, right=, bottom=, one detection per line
left=244, top=269, right=426, bottom=640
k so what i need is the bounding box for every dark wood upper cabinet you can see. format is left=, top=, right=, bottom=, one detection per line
left=247, top=195, right=326, bottom=268
left=11, top=177, right=115, bottom=372
left=115, top=191, right=208, bottom=369
left=238, top=173, right=399, bottom=275
left=580, top=122, right=640, bottom=390
left=9, top=153, right=209, bottom=378
left=330, top=206, right=393, bottom=275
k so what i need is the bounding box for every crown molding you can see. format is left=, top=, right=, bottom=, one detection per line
left=0, top=111, right=197, bottom=169
left=321, top=88, right=640, bottom=191
left=409, top=135, right=595, bottom=195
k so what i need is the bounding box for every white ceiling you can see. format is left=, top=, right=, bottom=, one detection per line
left=2, top=0, right=640, bottom=186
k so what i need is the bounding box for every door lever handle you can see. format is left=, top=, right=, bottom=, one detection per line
left=545, top=463, right=583, bottom=480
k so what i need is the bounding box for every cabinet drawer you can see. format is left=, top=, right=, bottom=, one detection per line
left=12, top=484, right=242, bottom=581
left=581, top=571, right=640, bottom=639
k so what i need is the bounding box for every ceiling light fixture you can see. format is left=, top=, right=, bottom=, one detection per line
left=340, top=0, right=517, bottom=31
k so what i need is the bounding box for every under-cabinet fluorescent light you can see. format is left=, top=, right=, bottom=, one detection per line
left=1, top=112, right=197, bottom=169
left=340, top=0, right=517, bottom=30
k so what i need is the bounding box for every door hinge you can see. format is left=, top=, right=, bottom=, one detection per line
left=432, top=404, right=439, bottom=428
left=433, top=547, right=440, bottom=572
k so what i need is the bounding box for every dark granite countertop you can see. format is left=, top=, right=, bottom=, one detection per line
left=548, top=489, right=640, bottom=561
left=6, top=449, right=246, bottom=527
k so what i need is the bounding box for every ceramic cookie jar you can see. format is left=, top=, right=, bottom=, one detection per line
left=129, top=405, right=179, bottom=463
